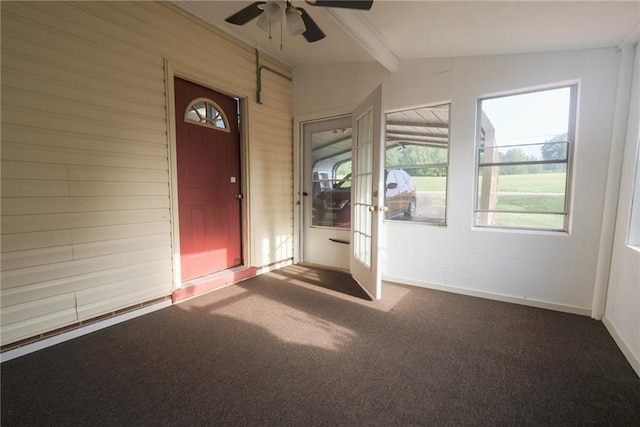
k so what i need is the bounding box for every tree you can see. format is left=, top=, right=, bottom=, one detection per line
left=541, top=133, right=568, bottom=172
left=500, top=148, right=530, bottom=174
left=386, top=144, right=447, bottom=176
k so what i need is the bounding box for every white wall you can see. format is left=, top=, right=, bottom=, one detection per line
left=604, top=43, right=640, bottom=376
left=295, top=48, right=622, bottom=314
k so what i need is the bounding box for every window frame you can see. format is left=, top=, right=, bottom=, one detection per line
left=474, top=84, right=578, bottom=232
left=385, top=102, right=451, bottom=226
left=184, top=97, right=230, bottom=132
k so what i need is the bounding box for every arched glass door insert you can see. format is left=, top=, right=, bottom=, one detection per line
left=185, top=97, right=230, bottom=132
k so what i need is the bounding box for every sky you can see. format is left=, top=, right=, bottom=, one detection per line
left=481, top=86, right=572, bottom=147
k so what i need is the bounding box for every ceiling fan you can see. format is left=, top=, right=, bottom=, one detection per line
left=225, top=0, right=374, bottom=43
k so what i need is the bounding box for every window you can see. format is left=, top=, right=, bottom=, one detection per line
left=185, top=98, right=229, bottom=131
left=385, top=103, right=450, bottom=224
left=310, top=126, right=353, bottom=229
left=475, top=85, right=577, bottom=231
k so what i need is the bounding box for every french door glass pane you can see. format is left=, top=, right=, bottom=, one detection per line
left=309, top=126, right=352, bottom=228
left=353, top=108, right=374, bottom=267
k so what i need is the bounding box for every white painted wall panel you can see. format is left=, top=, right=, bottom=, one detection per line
left=1, top=1, right=293, bottom=346
left=605, top=44, right=640, bottom=376
left=295, top=49, right=620, bottom=314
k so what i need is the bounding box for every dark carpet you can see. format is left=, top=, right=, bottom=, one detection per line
left=2, top=264, right=639, bottom=426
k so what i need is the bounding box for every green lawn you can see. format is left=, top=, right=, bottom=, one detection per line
left=411, top=176, right=447, bottom=191
left=411, top=172, right=567, bottom=229
left=495, top=194, right=565, bottom=212
left=494, top=172, right=566, bottom=193
left=412, top=172, right=566, bottom=193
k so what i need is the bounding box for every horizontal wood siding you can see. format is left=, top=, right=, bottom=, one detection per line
left=251, top=60, right=294, bottom=266
left=1, top=2, right=293, bottom=346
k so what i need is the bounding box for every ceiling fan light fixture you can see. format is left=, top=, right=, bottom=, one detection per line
left=286, top=8, right=306, bottom=36
left=263, top=0, right=284, bottom=22
left=256, top=11, right=271, bottom=33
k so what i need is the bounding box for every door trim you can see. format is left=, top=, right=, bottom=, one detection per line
left=164, top=58, right=252, bottom=291
left=299, top=115, right=353, bottom=269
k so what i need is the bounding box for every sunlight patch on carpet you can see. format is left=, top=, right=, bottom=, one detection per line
left=218, top=295, right=357, bottom=351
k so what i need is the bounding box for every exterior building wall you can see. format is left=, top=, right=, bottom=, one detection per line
left=1, top=2, right=293, bottom=346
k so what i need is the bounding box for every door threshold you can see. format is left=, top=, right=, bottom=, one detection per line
left=172, top=265, right=257, bottom=303
left=298, top=262, right=350, bottom=275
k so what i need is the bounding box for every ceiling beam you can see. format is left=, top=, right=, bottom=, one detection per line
left=387, top=138, right=449, bottom=147
left=387, top=120, right=449, bottom=129
left=324, top=7, right=400, bottom=72
left=387, top=130, right=448, bottom=139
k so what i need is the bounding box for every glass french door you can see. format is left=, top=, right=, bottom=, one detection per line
left=350, top=85, right=384, bottom=299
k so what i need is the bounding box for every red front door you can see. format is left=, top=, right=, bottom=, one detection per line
left=175, top=77, right=242, bottom=281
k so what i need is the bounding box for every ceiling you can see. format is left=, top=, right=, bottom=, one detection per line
left=175, top=1, right=640, bottom=71
left=311, top=103, right=450, bottom=172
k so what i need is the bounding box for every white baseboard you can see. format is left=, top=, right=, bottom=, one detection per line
left=383, top=275, right=591, bottom=316
left=603, top=316, right=640, bottom=378
left=1, top=300, right=173, bottom=363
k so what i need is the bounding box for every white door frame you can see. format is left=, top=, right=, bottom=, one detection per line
left=164, top=58, right=253, bottom=290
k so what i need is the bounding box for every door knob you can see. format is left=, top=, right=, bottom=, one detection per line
left=234, top=193, right=243, bottom=200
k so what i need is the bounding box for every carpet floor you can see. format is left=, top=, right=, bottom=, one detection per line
left=2, top=264, right=639, bottom=426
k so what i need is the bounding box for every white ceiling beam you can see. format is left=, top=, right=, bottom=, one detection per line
left=324, top=7, right=400, bottom=72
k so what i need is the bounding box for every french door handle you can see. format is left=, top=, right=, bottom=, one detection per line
left=368, top=205, right=388, bottom=213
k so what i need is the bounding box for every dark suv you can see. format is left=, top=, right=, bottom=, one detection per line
left=313, top=169, right=417, bottom=227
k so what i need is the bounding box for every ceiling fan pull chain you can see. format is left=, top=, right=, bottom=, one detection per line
left=280, top=20, right=284, bottom=50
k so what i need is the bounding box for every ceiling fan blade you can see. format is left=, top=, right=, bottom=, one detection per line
left=298, top=8, right=326, bottom=42
left=305, top=0, right=373, bottom=10
left=225, top=2, right=266, bottom=25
